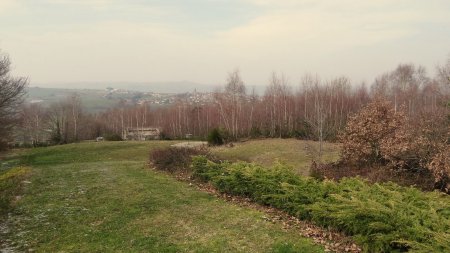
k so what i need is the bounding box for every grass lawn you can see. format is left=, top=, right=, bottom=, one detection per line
left=211, top=139, right=340, bottom=176
left=1, top=141, right=324, bottom=252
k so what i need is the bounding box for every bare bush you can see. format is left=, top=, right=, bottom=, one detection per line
left=150, top=147, right=210, bottom=173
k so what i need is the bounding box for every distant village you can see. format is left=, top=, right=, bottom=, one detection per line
left=104, top=87, right=215, bottom=106
left=25, top=86, right=217, bottom=112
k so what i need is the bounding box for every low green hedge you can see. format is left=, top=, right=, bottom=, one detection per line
left=191, top=156, right=450, bottom=253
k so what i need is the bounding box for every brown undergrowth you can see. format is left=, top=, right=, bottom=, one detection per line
left=310, top=162, right=436, bottom=191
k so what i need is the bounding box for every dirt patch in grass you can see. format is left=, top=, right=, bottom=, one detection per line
left=171, top=141, right=208, bottom=148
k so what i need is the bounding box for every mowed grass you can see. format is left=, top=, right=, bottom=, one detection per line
left=2, top=141, right=323, bottom=252
left=211, top=139, right=340, bottom=176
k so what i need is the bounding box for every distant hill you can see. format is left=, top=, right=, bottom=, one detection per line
left=32, top=81, right=266, bottom=94
left=33, top=81, right=220, bottom=93
left=113, top=81, right=219, bottom=93
left=26, top=82, right=266, bottom=113
left=25, top=87, right=125, bottom=113
left=25, top=85, right=215, bottom=113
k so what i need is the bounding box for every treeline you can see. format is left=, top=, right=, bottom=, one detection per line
left=17, top=59, right=450, bottom=145
left=97, top=61, right=449, bottom=141
left=20, top=94, right=89, bottom=144
left=99, top=72, right=370, bottom=141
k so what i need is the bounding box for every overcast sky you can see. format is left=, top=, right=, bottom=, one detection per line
left=1, top=0, right=450, bottom=88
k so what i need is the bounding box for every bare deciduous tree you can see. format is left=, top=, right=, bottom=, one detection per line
left=20, top=104, right=46, bottom=145
left=215, top=69, right=246, bottom=139
left=264, top=72, right=292, bottom=138
left=69, top=93, right=82, bottom=141
left=0, top=52, right=28, bottom=149
left=437, top=55, right=450, bottom=88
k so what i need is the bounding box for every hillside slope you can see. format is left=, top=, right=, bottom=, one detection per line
left=1, top=141, right=323, bottom=252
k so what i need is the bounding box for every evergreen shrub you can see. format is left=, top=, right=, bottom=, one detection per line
left=191, top=156, right=450, bottom=253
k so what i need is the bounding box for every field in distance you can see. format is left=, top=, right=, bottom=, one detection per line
left=211, top=139, right=340, bottom=176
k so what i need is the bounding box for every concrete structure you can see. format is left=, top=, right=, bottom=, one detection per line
left=123, top=127, right=160, bottom=141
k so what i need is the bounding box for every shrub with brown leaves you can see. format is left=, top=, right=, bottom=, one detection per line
left=428, top=146, right=450, bottom=193
left=380, top=114, right=448, bottom=170
left=340, top=97, right=450, bottom=193
left=339, top=98, right=405, bottom=166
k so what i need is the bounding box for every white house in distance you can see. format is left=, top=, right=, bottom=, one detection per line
left=123, top=127, right=160, bottom=141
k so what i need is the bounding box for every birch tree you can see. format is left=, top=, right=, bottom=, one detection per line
left=215, top=70, right=246, bottom=139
